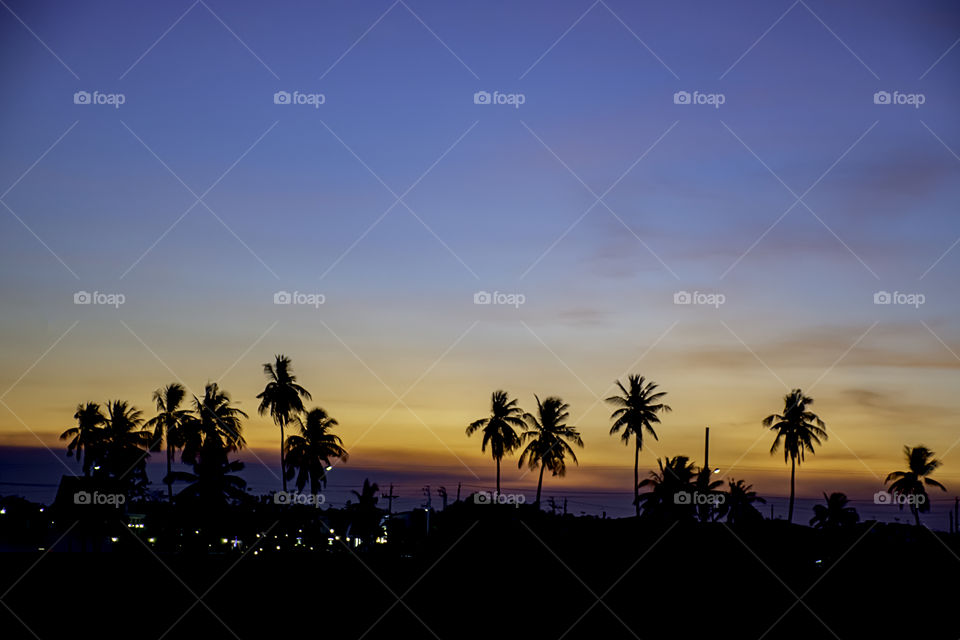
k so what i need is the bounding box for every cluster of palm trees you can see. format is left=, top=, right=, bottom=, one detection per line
left=467, top=378, right=949, bottom=526
left=59, top=355, right=347, bottom=505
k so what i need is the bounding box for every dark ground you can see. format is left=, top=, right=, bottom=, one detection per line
left=1, top=505, right=958, bottom=640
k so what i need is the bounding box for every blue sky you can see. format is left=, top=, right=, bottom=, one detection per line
left=1, top=0, right=959, bottom=509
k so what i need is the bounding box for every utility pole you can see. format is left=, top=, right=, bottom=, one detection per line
left=704, top=427, right=710, bottom=471
left=384, top=483, right=398, bottom=515
left=456, top=482, right=461, bottom=503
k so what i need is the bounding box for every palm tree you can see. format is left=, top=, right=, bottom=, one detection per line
left=145, top=383, right=193, bottom=503
left=348, top=478, right=382, bottom=546
left=466, top=390, right=524, bottom=496
left=100, top=400, right=152, bottom=493
left=518, top=396, right=584, bottom=507
left=763, top=389, right=828, bottom=524
left=637, top=455, right=698, bottom=521
left=885, top=445, right=947, bottom=526
left=60, top=402, right=106, bottom=476
left=720, top=479, right=766, bottom=527
left=257, top=355, right=312, bottom=492
left=284, top=407, right=348, bottom=495
left=693, top=466, right=725, bottom=523
left=166, top=440, right=247, bottom=509
left=809, top=492, right=859, bottom=529
left=182, top=383, right=247, bottom=466
left=606, top=375, right=671, bottom=517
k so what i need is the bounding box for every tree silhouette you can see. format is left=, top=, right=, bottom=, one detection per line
left=284, top=407, right=348, bottom=495
left=348, top=478, right=382, bottom=546
left=719, top=479, right=766, bottom=527
left=763, top=389, right=827, bottom=524
left=182, top=383, right=247, bottom=466
left=693, top=466, right=724, bottom=523
left=809, top=492, right=859, bottom=529
left=145, top=383, right=193, bottom=503
left=606, top=375, right=671, bottom=517
left=165, top=438, right=247, bottom=509
left=637, top=455, right=698, bottom=521
left=257, top=355, right=311, bottom=493
left=518, top=396, right=584, bottom=507
left=100, top=400, right=152, bottom=494
left=466, top=390, right=524, bottom=496
left=885, top=445, right=947, bottom=526
left=60, top=402, right=106, bottom=477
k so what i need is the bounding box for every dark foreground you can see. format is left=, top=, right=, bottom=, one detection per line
left=1, top=509, right=958, bottom=640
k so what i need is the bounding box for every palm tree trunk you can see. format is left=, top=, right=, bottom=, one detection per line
left=495, top=457, right=501, bottom=497
left=535, top=462, right=546, bottom=508
left=634, top=438, right=641, bottom=518
left=280, top=419, right=287, bottom=493
left=787, top=457, right=796, bottom=524
left=912, top=503, right=920, bottom=526
left=166, top=442, right=173, bottom=504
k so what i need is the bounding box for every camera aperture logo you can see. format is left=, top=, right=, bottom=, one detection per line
left=473, top=90, right=526, bottom=109
left=274, top=491, right=326, bottom=507
left=873, top=290, right=924, bottom=308
left=473, top=290, right=525, bottom=308
left=274, top=290, right=325, bottom=308
left=674, top=290, right=725, bottom=308
left=74, top=490, right=125, bottom=506
left=873, top=91, right=924, bottom=108
left=673, top=90, right=725, bottom=109
left=474, top=491, right=526, bottom=507
left=74, top=290, right=125, bottom=308
left=73, top=90, right=126, bottom=108
left=274, top=90, right=326, bottom=108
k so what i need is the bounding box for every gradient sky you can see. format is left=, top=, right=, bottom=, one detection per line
left=1, top=0, right=959, bottom=514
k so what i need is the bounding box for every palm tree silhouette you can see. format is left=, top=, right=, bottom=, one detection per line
left=101, top=400, right=152, bottom=492
left=348, top=478, right=382, bottom=546
left=719, top=479, right=766, bottom=527
left=637, top=455, right=698, bottom=521
left=606, top=375, right=671, bottom=517
left=693, top=466, right=724, bottom=522
left=809, top=492, right=859, bottom=529
left=518, top=395, right=584, bottom=507
left=885, top=445, right=947, bottom=526
left=284, top=407, right=348, bottom=495
left=165, top=436, right=247, bottom=509
left=257, top=355, right=311, bottom=492
left=466, top=390, right=524, bottom=496
left=60, top=402, right=106, bottom=477
left=763, top=389, right=827, bottom=524
left=183, top=383, right=247, bottom=466
left=145, top=383, right=193, bottom=503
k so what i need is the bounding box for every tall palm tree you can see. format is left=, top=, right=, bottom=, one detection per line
left=885, top=445, right=947, bottom=526
left=466, top=390, right=524, bottom=496
left=101, top=400, right=152, bottom=492
left=284, top=407, right=348, bottom=495
left=763, top=389, right=827, bottom=524
left=809, top=492, right=859, bottom=529
left=182, top=383, right=247, bottom=466
left=637, top=455, right=698, bottom=521
left=257, top=355, right=311, bottom=492
left=145, top=383, right=193, bottom=503
left=720, top=479, right=766, bottom=527
left=517, top=395, right=584, bottom=508
left=606, top=375, right=671, bottom=517
left=60, top=402, right=106, bottom=477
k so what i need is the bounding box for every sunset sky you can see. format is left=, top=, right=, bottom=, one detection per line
left=1, top=0, right=959, bottom=514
